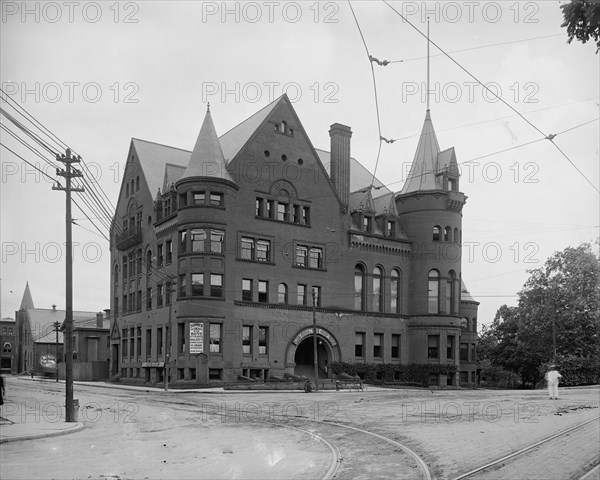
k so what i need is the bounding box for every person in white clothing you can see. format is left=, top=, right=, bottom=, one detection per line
left=545, top=365, right=562, bottom=400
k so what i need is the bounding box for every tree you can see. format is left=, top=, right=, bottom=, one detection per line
left=560, top=0, right=600, bottom=53
left=482, top=241, right=600, bottom=387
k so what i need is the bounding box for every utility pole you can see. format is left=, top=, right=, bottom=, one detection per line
left=312, top=289, right=319, bottom=392
left=54, top=321, right=60, bottom=382
left=53, top=148, right=83, bottom=422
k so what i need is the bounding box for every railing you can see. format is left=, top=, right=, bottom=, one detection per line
left=115, top=227, right=142, bottom=251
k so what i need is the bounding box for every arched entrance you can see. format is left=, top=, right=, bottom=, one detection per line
left=286, top=326, right=340, bottom=378
left=294, top=337, right=330, bottom=378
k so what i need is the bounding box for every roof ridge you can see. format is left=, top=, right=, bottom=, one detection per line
left=132, top=137, right=192, bottom=153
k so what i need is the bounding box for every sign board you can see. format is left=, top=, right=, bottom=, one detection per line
left=141, top=361, right=165, bottom=367
left=40, top=354, right=56, bottom=368
left=189, top=322, right=204, bottom=354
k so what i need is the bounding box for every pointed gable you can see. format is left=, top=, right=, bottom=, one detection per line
left=349, top=188, right=375, bottom=214
left=19, top=282, right=34, bottom=310
left=373, top=192, right=398, bottom=216
left=437, top=147, right=459, bottom=178
left=180, top=106, right=235, bottom=183
left=400, top=110, right=442, bottom=194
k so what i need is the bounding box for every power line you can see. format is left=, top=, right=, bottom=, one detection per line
left=382, top=0, right=599, bottom=193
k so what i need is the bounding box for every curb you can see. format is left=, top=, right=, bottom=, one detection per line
left=0, top=422, right=86, bottom=444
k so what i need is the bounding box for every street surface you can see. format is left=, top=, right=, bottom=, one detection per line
left=1, top=379, right=598, bottom=479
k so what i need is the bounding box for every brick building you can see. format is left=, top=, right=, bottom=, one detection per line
left=109, top=95, right=479, bottom=386
left=0, top=317, right=16, bottom=374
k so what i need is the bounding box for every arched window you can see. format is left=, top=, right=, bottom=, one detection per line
left=146, top=251, right=153, bottom=275
left=461, top=318, right=469, bottom=330
left=136, top=176, right=140, bottom=191
left=3, top=342, right=12, bottom=353
left=391, top=269, right=402, bottom=314
left=354, top=264, right=366, bottom=311
left=428, top=269, right=440, bottom=314
left=372, top=266, right=383, bottom=313
left=446, top=270, right=456, bottom=313
left=444, top=226, right=452, bottom=242
left=278, top=283, right=288, bottom=304
left=433, top=226, right=441, bottom=242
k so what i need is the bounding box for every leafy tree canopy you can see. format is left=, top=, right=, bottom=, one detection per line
left=561, top=0, right=600, bottom=53
left=478, top=241, right=599, bottom=386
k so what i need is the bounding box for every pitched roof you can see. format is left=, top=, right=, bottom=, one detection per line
left=316, top=149, right=390, bottom=195
left=132, top=139, right=190, bottom=198
left=373, top=191, right=398, bottom=216
left=19, top=282, right=34, bottom=310
left=461, top=279, right=478, bottom=304
left=28, top=308, right=101, bottom=343
left=180, top=107, right=235, bottom=183
left=163, top=163, right=186, bottom=192
left=219, top=96, right=282, bottom=162
left=400, top=110, right=442, bottom=194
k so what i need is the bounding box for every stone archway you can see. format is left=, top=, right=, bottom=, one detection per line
left=285, top=326, right=340, bottom=378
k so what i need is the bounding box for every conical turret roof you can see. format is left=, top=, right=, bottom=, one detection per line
left=400, top=110, right=441, bottom=194
left=19, top=281, right=34, bottom=310
left=180, top=105, right=235, bottom=183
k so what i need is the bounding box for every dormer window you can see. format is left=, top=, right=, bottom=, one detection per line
left=363, top=215, right=372, bottom=233
left=448, top=178, right=457, bottom=191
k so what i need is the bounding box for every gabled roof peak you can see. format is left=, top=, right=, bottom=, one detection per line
left=19, top=281, right=34, bottom=310
left=180, top=106, right=235, bottom=183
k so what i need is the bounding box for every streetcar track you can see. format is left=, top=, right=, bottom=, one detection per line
left=452, top=416, right=600, bottom=480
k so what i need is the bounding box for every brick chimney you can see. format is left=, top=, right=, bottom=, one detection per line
left=329, top=123, right=352, bottom=213
left=96, top=312, right=104, bottom=328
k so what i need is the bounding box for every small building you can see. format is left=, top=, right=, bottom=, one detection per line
left=0, top=317, right=16, bottom=374
left=14, top=283, right=110, bottom=380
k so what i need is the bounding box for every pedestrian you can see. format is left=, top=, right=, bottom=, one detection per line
left=545, top=365, right=563, bottom=400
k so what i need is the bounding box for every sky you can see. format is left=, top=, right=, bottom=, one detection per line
left=1, top=0, right=598, bottom=328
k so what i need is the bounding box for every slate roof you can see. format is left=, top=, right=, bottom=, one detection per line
left=461, top=280, right=478, bottom=303
left=28, top=308, right=104, bottom=344
left=19, top=282, right=34, bottom=310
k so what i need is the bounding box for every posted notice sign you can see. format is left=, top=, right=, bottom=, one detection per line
left=189, top=322, right=204, bottom=354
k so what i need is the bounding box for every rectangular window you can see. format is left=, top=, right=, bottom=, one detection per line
left=209, top=369, right=222, bottom=380
left=210, top=274, right=223, bottom=297
left=297, top=284, right=307, bottom=306
left=179, top=274, right=187, bottom=297
left=136, top=327, right=142, bottom=357
left=191, top=273, right=204, bottom=296
left=146, top=329, right=152, bottom=356
left=241, top=237, right=254, bottom=260
left=258, top=280, right=268, bottom=303
left=311, top=286, right=321, bottom=307
left=355, top=332, right=365, bottom=357
left=211, top=229, right=224, bottom=253
left=146, top=287, right=152, bottom=309
left=309, top=247, right=323, bottom=269
left=373, top=333, right=383, bottom=358
left=296, top=245, right=308, bottom=267
left=267, top=200, right=275, bottom=219
left=180, top=230, right=188, bottom=253
left=387, top=220, right=396, bottom=237
left=137, top=290, right=142, bottom=311
left=391, top=334, right=400, bottom=358
left=191, top=229, right=206, bottom=252
left=209, top=323, right=221, bottom=353
left=242, top=326, right=252, bottom=354
left=363, top=216, right=371, bottom=232
left=157, top=327, right=163, bottom=355
left=164, top=198, right=171, bottom=217
left=242, top=279, right=253, bottom=302
left=460, top=371, right=468, bottom=383
left=447, top=335, right=454, bottom=359
left=302, top=206, right=310, bottom=225
left=178, top=322, right=185, bottom=354
left=179, top=193, right=187, bottom=207
left=255, top=198, right=263, bottom=216
left=122, top=294, right=128, bottom=313
left=428, top=335, right=439, bottom=359
left=194, top=192, right=205, bottom=205
left=210, top=192, right=223, bottom=206
left=114, top=297, right=119, bottom=315
left=460, top=343, right=469, bottom=362
left=256, top=240, right=270, bottom=262
left=165, top=281, right=172, bottom=305
left=166, top=240, right=172, bottom=264
left=277, top=202, right=288, bottom=221
left=157, top=244, right=163, bottom=267
left=293, top=205, right=301, bottom=223
left=258, top=327, right=268, bottom=355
